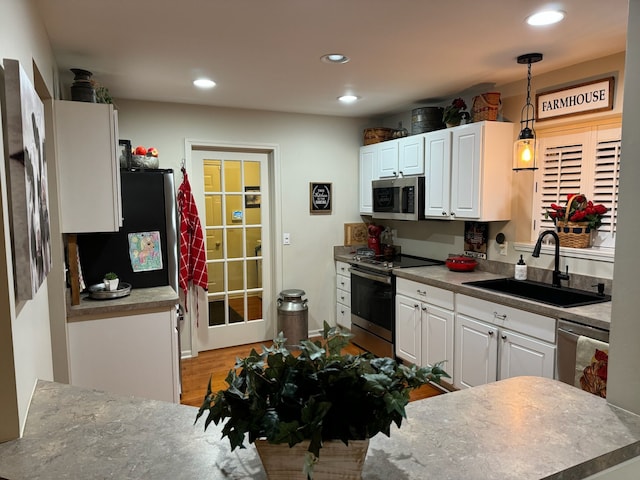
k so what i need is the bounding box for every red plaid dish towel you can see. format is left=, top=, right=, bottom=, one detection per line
left=178, top=169, right=208, bottom=311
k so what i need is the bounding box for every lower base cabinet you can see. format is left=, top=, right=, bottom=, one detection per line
left=67, top=308, right=180, bottom=403
left=395, top=278, right=454, bottom=381
left=454, top=294, right=556, bottom=390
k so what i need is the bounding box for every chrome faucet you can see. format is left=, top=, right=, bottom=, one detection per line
left=532, top=230, right=570, bottom=288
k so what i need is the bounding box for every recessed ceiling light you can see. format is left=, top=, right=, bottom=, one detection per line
left=526, top=10, right=565, bottom=26
left=193, top=78, right=216, bottom=89
left=338, top=95, right=359, bottom=103
left=321, top=53, right=350, bottom=64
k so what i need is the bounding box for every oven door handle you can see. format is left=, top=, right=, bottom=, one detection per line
left=349, top=267, right=392, bottom=285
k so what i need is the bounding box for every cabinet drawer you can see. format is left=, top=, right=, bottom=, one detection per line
left=336, top=261, right=351, bottom=277
left=456, top=294, right=555, bottom=343
left=336, top=287, right=351, bottom=309
left=336, top=274, right=351, bottom=292
left=336, top=303, right=351, bottom=330
left=396, top=278, right=454, bottom=310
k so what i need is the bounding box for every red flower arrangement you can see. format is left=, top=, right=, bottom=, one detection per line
left=546, top=194, right=608, bottom=230
left=442, top=97, right=470, bottom=126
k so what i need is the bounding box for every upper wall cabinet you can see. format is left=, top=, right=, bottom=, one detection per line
left=424, top=121, right=514, bottom=221
left=54, top=100, right=123, bottom=233
left=359, top=135, right=426, bottom=214
left=377, top=135, right=425, bottom=178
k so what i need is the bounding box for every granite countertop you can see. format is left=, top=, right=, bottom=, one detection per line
left=335, top=251, right=611, bottom=330
left=67, top=285, right=179, bottom=320
left=1, top=378, right=639, bottom=479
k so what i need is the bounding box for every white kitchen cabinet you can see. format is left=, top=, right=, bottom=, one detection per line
left=395, top=293, right=421, bottom=364
left=54, top=100, right=122, bottom=233
left=397, top=135, right=425, bottom=176
left=377, top=140, right=399, bottom=178
left=454, top=294, right=556, bottom=390
left=424, top=121, right=513, bottom=221
left=454, top=315, right=498, bottom=388
left=424, top=128, right=452, bottom=218
left=376, top=135, right=425, bottom=178
left=395, top=278, right=454, bottom=379
left=335, top=261, right=351, bottom=329
left=67, top=307, right=180, bottom=403
left=359, top=145, right=378, bottom=214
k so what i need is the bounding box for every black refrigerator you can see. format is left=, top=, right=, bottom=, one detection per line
left=77, top=169, right=178, bottom=292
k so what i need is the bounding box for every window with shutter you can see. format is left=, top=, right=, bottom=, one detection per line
left=533, top=123, right=620, bottom=249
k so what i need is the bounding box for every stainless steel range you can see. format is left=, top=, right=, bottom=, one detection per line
left=349, top=253, right=444, bottom=358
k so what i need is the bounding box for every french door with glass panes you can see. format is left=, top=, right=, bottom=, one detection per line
left=191, top=150, right=272, bottom=351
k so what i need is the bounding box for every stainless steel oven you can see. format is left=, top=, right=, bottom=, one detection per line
left=349, top=266, right=395, bottom=358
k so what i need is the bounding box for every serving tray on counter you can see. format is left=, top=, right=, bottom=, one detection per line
left=87, top=282, right=132, bottom=300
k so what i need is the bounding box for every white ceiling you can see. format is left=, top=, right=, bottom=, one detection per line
left=33, top=0, right=628, bottom=118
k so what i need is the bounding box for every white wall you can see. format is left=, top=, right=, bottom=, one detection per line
left=0, top=0, right=56, bottom=439
left=115, top=100, right=368, bottom=353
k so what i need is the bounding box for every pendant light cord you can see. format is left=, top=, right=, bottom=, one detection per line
left=521, top=61, right=535, bottom=130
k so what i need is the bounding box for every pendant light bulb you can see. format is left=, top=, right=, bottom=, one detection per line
left=513, top=53, right=543, bottom=171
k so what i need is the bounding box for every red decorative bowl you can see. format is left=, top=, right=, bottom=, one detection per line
left=445, top=256, right=478, bottom=272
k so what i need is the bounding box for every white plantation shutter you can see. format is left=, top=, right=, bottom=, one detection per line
left=591, top=129, right=620, bottom=247
left=533, top=124, right=621, bottom=249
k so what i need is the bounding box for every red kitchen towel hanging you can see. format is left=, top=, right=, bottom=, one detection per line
left=178, top=168, right=208, bottom=312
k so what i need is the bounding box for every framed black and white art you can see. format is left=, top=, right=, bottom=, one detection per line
left=2, top=58, right=52, bottom=300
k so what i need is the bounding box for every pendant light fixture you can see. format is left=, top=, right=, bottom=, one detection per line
left=513, top=53, right=543, bottom=171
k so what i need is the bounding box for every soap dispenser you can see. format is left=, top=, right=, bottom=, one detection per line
left=515, top=255, right=527, bottom=280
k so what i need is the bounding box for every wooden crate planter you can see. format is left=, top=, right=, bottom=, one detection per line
left=255, top=439, right=369, bottom=480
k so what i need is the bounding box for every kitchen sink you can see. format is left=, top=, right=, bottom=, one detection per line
left=462, top=278, right=611, bottom=308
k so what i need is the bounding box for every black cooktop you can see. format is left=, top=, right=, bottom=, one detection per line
left=352, top=253, right=444, bottom=270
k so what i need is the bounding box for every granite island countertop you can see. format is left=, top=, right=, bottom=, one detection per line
left=335, top=251, right=612, bottom=330
left=1, top=378, right=639, bottom=479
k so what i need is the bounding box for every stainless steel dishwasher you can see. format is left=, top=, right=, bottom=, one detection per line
left=556, top=318, right=609, bottom=386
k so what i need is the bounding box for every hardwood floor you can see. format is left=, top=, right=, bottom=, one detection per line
left=180, top=339, right=444, bottom=408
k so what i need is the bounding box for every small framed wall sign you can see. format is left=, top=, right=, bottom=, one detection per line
left=536, top=76, right=615, bottom=121
left=310, top=182, right=332, bottom=214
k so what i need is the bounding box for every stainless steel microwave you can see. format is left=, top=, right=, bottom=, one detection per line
left=372, top=176, right=425, bottom=221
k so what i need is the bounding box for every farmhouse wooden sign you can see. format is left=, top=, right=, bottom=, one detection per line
left=536, top=76, right=614, bottom=121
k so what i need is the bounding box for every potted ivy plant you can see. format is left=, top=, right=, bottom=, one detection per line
left=103, top=272, right=119, bottom=291
left=195, top=322, right=448, bottom=479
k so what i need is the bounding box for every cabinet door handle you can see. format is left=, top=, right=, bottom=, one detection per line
left=488, top=330, right=494, bottom=336
left=493, top=312, right=507, bottom=321
left=442, top=211, right=447, bottom=216
left=450, top=212, right=455, bottom=217
left=501, top=334, right=507, bottom=340
left=421, top=306, right=427, bottom=311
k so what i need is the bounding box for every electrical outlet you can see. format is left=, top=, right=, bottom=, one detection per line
left=283, top=233, right=291, bottom=245
left=499, top=241, right=508, bottom=256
